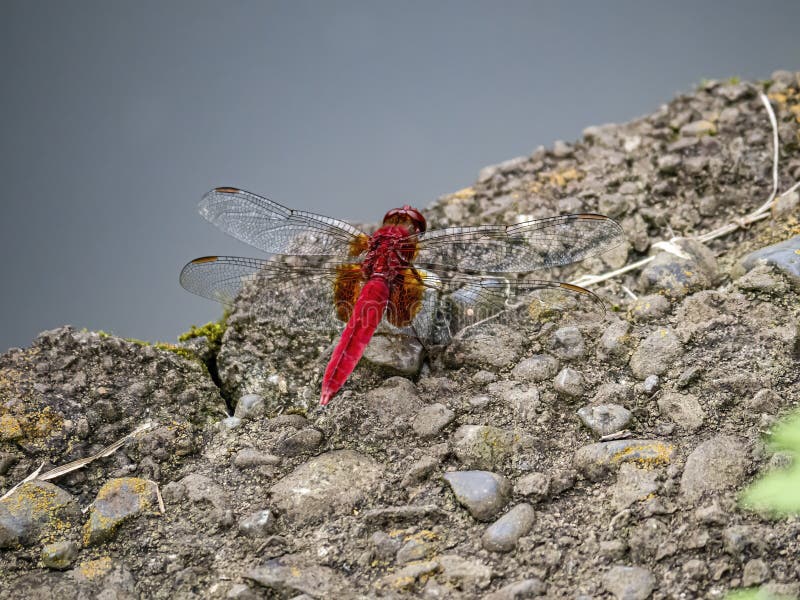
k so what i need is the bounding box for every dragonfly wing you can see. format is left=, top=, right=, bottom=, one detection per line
left=198, top=188, right=369, bottom=257
left=408, top=273, right=600, bottom=344
left=412, top=213, right=625, bottom=273
left=180, top=255, right=363, bottom=333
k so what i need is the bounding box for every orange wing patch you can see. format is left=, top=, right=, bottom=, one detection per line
left=387, top=268, right=426, bottom=327
left=349, top=233, right=370, bottom=257
left=333, top=264, right=365, bottom=322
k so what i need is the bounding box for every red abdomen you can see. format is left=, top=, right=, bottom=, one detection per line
left=320, top=277, right=390, bottom=405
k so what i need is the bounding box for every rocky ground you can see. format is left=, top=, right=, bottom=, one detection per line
left=2, top=71, right=800, bottom=599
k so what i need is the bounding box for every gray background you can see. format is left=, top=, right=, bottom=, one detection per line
left=1, top=1, right=798, bottom=352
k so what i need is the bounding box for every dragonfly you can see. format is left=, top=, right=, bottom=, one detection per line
left=180, top=187, right=625, bottom=406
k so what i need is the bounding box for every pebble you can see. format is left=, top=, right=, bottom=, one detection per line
left=0, top=414, right=23, bottom=441
left=603, top=565, right=656, bottom=600
left=0, top=481, right=80, bottom=548
left=680, top=120, right=716, bottom=136
left=375, top=559, right=439, bottom=592
left=275, top=427, right=323, bottom=457
left=396, top=538, right=432, bottom=564
left=657, top=154, right=681, bottom=175
left=497, top=384, right=540, bottom=423
left=452, top=425, right=517, bottom=470
left=577, top=403, right=632, bottom=437
left=40, top=540, right=79, bottom=570
left=83, top=477, right=159, bottom=546
left=245, top=558, right=347, bottom=597
left=680, top=435, right=748, bottom=501
left=370, top=531, right=401, bottom=561
left=612, top=463, right=660, bottom=510
left=597, top=321, right=631, bottom=362
left=742, top=558, right=769, bottom=587
left=574, top=440, right=675, bottom=481
left=363, top=334, right=424, bottom=376
left=549, top=326, right=585, bottom=361
left=483, top=578, right=547, bottom=599
left=628, top=295, right=671, bottom=322
left=269, top=450, right=382, bottom=524
left=233, top=448, right=281, bottom=469
left=553, top=367, right=584, bottom=398
left=735, top=235, right=800, bottom=285
left=437, top=554, right=493, bottom=591
left=656, top=392, right=705, bottom=432
left=482, top=503, right=535, bottom=552
left=411, top=403, right=455, bottom=438
left=238, top=509, right=276, bottom=537
left=639, top=239, right=719, bottom=298
left=365, top=377, right=423, bottom=430
left=453, top=327, right=526, bottom=369
left=233, top=394, right=266, bottom=420
left=511, top=355, right=560, bottom=382
left=401, top=455, right=439, bottom=488
left=515, top=472, right=550, bottom=502
left=642, top=375, right=661, bottom=394
left=443, top=470, right=511, bottom=521
left=220, top=416, right=242, bottom=430
left=629, top=327, right=683, bottom=379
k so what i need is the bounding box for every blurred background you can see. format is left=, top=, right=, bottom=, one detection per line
left=1, top=0, right=798, bottom=351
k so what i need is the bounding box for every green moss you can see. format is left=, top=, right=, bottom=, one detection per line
left=178, top=313, right=228, bottom=352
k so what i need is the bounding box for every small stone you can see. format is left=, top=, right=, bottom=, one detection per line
left=412, top=403, right=455, bottom=438
left=0, top=481, right=80, bottom=548
left=512, top=355, right=560, bottom=382
left=735, top=235, right=800, bottom=285
left=574, top=440, right=674, bottom=482
left=639, top=239, right=719, bottom=298
left=370, top=531, right=402, bottom=561
left=437, top=554, right=493, bottom=591
left=628, top=295, right=671, bottom=322
left=220, top=416, right=242, bottom=430
left=629, top=327, right=683, bottom=379
left=452, top=425, right=516, bottom=470
left=554, top=367, right=585, bottom=398
left=597, top=321, right=632, bottom=362
left=0, top=414, right=23, bottom=441
left=375, top=559, right=439, bottom=592
left=245, top=558, right=348, bottom=597
left=694, top=500, right=729, bottom=526
left=742, top=558, right=769, bottom=587
left=401, top=455, right=439, bottom=487
left=515, top=472, right=550, bottom=502
left=396, top=538, right=432, bottom=564
left=682, top=559, right=706, bottom=581
left=364, top=334, right=424, bottom=376
left=275, top=427, right=323, bottom=457
left=657, top=392, right=705, bottom=432
left=681, top=435, right=748, bottom=501
left=453, top=326, right=526, bottom=369
left=238, top=509, right=276, bottom=537
left=482, top=503, right=535, bottom=552
left=234, top=394, right=265, bottom=420
left=599, top=194, right=629, bottom=219
left=233, top=449, right=281, bottom=469
left=484, top=578, right=546, bottom=600
left=629, top=518, right=669, bottom=561
left=680, top=120, right=716, bottom=136
left=552, top=140, right=573, bottom=157
left=603, top=565, right=655, bottom=600
left=549, top=470, right=576, bottom=495
left=270, top=450, right=382, bottom=524
left=612, top=463, right=660, bottom=510
left=735, top=264, right=787, bottom=293
left=642, top=375, right=660, bottom=394
left=41, top=540, right=79, bottom=569
left=0, top=452, right=18, bottom=475
left=365, top=377, right=423, bottom=430
left=443, top=470, right=511, bottom=521
left=577, top=404, right=632, bottom=437
left=550, top=327, right=585, bottom=360
left=746, top=389, right=781, bottom=413
left=599, top=540, right=628, bottom=561
left=83, top=477, right=159, bottom=545
left=657, top=154, right=681, bottom=175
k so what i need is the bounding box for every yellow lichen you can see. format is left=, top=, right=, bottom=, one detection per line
left=78, top=556, right=113, bottom=580
left=447, top=187, right=475, bottom=201
left=611, top=442, right=675, bottom=469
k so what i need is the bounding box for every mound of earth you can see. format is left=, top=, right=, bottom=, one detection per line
left=1, top=71, right=799, bottom=599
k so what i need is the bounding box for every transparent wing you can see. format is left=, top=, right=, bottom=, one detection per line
left=411, top=272, right=600, bottom=344
left=198, top=187, right=369, bottom=257
left=412, top=213, right=625, bottom=273
left=180, top=255, right=350, bottom=332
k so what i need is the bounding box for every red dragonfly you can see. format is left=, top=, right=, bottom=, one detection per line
left=180, top=187, right=624, bottom=406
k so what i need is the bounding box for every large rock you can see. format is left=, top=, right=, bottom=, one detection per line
left=443, top=470, right=511, bottom=521
left=0, top=481, right=80, bottom=548
left=680, top=435, right=749, bottom=501
left=269, top=450, right=382, bottom=523
left=452, top=425, right=519, bottom=470
left=84, top=477, right=159, bottom=545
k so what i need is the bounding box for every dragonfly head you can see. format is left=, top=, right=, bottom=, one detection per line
left=382, top=205, right=427, bottom=234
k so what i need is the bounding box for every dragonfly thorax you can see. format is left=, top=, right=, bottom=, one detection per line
left=362, top=225, right=418, bottom=280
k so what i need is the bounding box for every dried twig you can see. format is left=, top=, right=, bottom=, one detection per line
left=1, top=421, right=155, bottom=501
left=572, top=91, right=798, bottom=290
